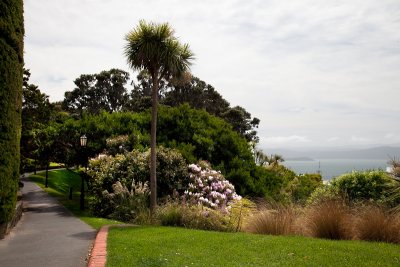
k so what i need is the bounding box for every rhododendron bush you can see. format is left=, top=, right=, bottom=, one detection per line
left=185, top=161, right=241, bottom=210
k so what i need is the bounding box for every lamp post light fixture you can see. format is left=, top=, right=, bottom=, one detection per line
left=80, top=134, right=87, bottom=147
left=80, top=134, right=87, bottom=210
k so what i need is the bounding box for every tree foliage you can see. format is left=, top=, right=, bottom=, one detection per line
left=20, top=69, right=55, bottom=172
left=127, top=74, right=260, bottom=142
left=62, top=69, right=130, bottom=116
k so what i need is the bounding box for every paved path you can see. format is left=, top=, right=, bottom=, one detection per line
left=0, top=175, right=97, bottom=267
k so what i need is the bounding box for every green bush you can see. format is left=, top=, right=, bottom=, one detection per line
left=285, top=173, right=323, bottom=203
left=105, top=135, right=132, bottom=155
left=0, top=0, right=24, bottom=224
left=330, top=170, right=396, bottom=203
left=306, top=184, right=336, bottom=205
left=54, top=106, right=291, bottom=199
left=87, top=147, right=188, bottom=218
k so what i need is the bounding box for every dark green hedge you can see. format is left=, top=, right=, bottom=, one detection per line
left=0, top=0, right=24, bottom=224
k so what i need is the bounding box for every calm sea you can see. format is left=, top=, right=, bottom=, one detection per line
left=282, top=159, right=389, bottom=180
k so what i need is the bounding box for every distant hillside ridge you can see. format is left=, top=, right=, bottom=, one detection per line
left=269, top=146, right=400, bottom=160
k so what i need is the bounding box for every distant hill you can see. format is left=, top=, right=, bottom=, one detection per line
left=268, top=146, right=400, bottom=160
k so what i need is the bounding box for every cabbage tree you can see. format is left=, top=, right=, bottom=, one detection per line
left=124, top=20, right=194, bottom=212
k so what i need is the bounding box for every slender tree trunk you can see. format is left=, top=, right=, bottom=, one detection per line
left=150, top=72, right=159, bottom=214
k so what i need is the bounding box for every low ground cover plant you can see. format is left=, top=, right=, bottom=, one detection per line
left=157, top=202, right=234, bottom=231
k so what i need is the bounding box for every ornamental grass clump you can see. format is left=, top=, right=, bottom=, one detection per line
left=244, top=205, right=297, bottom=236
left=353, top=205, right=400, bottom=244
left=101, top=180, right=150, bottom=223
left=184, top=161, right=241, bottom=211
left=303, top=198, right=352, bottom=240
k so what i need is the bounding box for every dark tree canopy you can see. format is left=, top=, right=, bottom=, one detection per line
left=126, top=74, right=260, bottom=142
left=22, top=69, right=54, bottom=130
left=20, top=69, right=56, bottom=172
left=222, top=106, right=260, bottom=142
left=62, top=69, right=130, bottom=116
left=162, top=76, right=230, bottom=117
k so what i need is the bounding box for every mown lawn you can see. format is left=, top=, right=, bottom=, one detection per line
left=28, top=169, right=122, bottom=229
left=107, top=226, right=400, bottom=267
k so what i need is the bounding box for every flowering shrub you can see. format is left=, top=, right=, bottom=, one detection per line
left=87, top=147, right=187, bottom=218
left=87, top=147, right=187, bottom=199
left=185, top=161, right=241, bottom=210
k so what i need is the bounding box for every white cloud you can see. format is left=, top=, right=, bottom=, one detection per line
left=350, top=135, right=371, bottom=143
left=264, top=135, right=311, bottom=146
left=327, top=137, right=340, bottom=142
left=384, top=133, right=400, bottom=143
left=24, top=0, right=400, bottom=149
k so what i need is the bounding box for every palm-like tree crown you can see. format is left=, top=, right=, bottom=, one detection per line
left=124, top=20, right=194, bottom=213
left=124, top=20, right=194, bottom=80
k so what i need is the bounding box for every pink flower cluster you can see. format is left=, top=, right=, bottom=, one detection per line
left=185, top=163, right=241, bottom=210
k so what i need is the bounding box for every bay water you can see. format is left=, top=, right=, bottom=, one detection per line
left=282, top=159, right=389, bottom=180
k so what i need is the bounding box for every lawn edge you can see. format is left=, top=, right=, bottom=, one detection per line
left=88, top=225, right=109, bottom=267
left=88, top=224, right=135, bottom=267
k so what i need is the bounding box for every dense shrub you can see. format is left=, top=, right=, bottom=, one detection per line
left=330, top=171, right=396, bottom=203
left=53, top=106, right=294, bottom=199
left=88, top=147, right=187, bottom=198
left=155, top=147, right=189, bottom=197
left=87, top=147, right=188, bottom=217
left=306, top=184, right=337, bottom=205
left=285, top=173, right=323, bottom=203
left=105, top=135, right=132, bottom=155
left=184, top=161, right=241, bottom=210
left=0, top=0, right=24, bottom=224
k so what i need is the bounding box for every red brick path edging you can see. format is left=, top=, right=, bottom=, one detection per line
left=88, top=225, right=109, bottom=267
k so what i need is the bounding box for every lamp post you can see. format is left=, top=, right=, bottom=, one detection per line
left=80, top=134, right=87, bottom=210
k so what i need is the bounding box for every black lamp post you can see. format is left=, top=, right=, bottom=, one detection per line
left=80, top=134, right=87, bottom=210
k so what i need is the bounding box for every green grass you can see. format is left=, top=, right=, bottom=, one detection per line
left=49, top=162, right=63, bottom=167
left=107, top=226, right=400, bottom=267
left=28, top=169, right=122, bottom=229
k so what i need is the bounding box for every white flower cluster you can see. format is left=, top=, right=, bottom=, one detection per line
left=185, top=163, right=241, bottom=210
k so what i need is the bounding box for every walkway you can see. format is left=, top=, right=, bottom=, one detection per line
left=0, top=175, right=97, bottom=267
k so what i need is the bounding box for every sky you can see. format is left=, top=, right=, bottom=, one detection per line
left=24, top=0, right=400, bottom=150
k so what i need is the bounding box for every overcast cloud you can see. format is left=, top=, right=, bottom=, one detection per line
left=24, top=0, right=400, bottom=150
